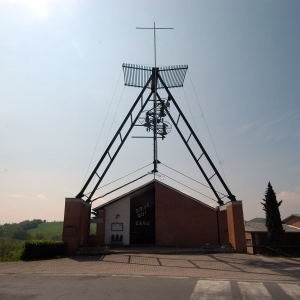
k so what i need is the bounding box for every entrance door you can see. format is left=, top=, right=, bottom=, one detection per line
left=130, top=188, right=155, bottom=245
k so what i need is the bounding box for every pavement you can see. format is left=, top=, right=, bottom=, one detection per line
left=1, top=248, right=300, bottom=282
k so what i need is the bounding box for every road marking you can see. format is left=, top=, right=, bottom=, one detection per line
left=189, top=280, right=297, bottom=300
left=238, top=282, right=272, bottom=299
left=158, top=276, right=189, bottom=279
left=278, top=283, right=300, bottom=300
left=190, top=280, right=231, bottom=300
left=157, top=258, right=162, bottom=266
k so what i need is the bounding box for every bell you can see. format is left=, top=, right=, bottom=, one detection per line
left=143, top=115, right=151, bottom=127
left=161, top=124, right=167, bottom=135
left=159, top=106, right=166, bottom=117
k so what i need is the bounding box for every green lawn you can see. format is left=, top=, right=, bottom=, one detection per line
left=27, top=222, right=63, bottom=240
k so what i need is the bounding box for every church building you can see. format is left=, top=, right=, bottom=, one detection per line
left=62, top=33, right=246, bottom=255
left=63, top=180, right=246, bottom=254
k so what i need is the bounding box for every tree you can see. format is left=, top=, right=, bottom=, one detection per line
left=0, top=236, right=21, bottom=262
left=261, top=182, right=284, bottom=245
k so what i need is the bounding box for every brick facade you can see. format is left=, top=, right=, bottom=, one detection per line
left=87, top=209, right=106, bottom=247
left=217, top=209, right=229, bottom=245
left=62, top=198, right=90, bottom=254
left=225, top=201, right=247, bottom=253
left=155, top=182, right=219, bottom=247
left=63, top=180, right=247, bottom=253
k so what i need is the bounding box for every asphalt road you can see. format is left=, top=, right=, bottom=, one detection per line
left=1, top=274, right=300, bottom=300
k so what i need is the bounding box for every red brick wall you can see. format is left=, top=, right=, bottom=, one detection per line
left=87, top=210, right=106, bottom=247
left=245, top=232, right=254, bottom=254
left=155, top=182, right=219, bottom=247
left=62, top=198, right=90, bottom=254
left=226, top=202, right=246, bottom=253
left=283, top=217, right=300, bottom=228
left=217, top=209, right=229, bottom=245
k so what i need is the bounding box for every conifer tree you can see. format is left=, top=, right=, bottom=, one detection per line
left=261, top=182, right=284, bottom=245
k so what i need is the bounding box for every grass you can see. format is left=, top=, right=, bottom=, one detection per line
left=27, top=222, right=63, bottom=240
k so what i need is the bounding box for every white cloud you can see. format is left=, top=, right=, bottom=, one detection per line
left=278, top=187, right=300, bottom=204
left=36, top=194, right=47, bottom=201
left=235, top=122, right=256, bottom=135
left=11, top=194, right=27, bottom=199
left=278, top=187, right=300, bottom=219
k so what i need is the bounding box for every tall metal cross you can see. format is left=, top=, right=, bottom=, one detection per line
left=136, top=23, right=173, bottom=178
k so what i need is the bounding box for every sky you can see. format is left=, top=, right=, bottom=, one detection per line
left=1, top=0, right=300, bottom=224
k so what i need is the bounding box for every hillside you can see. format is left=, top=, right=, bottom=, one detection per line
left=27, top=222, right=63, bottom=240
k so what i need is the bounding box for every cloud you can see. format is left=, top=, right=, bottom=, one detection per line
left=10, top=193, right=47, bottom=201
left=277, top=187, right=300, bottom=219
left=11, top=194, right=27, bottom=199
left=235, top=122, right=256, bottom=135
left=36, top=194, right=47, bottom=201
left=263, top=110, right=296, bottom=130
left=278, top=187, right=300, bottom=204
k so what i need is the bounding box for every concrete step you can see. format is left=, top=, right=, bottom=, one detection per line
left=76, top=246, right=110, bottom=256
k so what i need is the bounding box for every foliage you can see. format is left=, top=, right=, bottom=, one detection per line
left=0, top=219, right=43, bottom=240
left=27, top=222, right=63, bottom=240
left=0, top=220, right=62, bottom=242
left=20, top=240, right=67, bottom=260
left=19, top=219, right=44, bottom=230
left=0, top=236, right=21, bottom=262
left=32, top=232, right=46, bottom=240
left=261, top=182, right=284, bottom=245
left=0, top=220, right=64, bottom=262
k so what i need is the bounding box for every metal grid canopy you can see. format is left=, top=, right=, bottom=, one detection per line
left=122, top=63, right=188, bottom=89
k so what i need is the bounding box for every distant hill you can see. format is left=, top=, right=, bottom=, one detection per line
left=247, top=218, right=265, bottom=223
left=27, top=221, right=63, bottom=240
left=0, top=220, right=63, bottom=241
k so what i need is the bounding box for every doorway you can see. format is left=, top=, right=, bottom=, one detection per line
left=130, top=188, right=155, bottom=245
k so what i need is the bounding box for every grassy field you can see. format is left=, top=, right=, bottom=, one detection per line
left=27, top=222, right=63, bottom=240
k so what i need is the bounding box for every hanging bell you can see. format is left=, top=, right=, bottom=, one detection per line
left=143, top=115, right=151, bottom=127
left=159, top=106, right=166, bottom=117
left=161, top=124, right=167, bottom=135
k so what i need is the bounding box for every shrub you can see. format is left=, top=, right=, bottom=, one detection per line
left=0, top=236, right=22, bottom=262
left=20, top=240, right=67, bottom=260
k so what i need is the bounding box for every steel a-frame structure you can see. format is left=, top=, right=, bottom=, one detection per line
left=76, top=64, right=236, bottom=206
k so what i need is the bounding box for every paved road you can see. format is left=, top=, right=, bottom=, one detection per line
left=0, top=274, right=300, bottom=300
left=1, top=253, right=300, bottom=281
left=1, top=253, right=300, bottom=299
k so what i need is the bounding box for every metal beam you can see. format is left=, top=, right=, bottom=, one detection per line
left=157, top=73, right=236, bottom=204
left=76, top=75, right=153, bottom=200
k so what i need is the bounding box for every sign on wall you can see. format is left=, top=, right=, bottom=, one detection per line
left=111, top=222, right=123, bottom=231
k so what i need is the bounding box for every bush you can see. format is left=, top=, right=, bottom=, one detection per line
left=20, top=240, right=67, bottom=260
left=0, top=236, right=22, bottom=262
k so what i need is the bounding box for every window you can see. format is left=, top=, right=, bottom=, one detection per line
left=89, top=223, right=97, bottom=235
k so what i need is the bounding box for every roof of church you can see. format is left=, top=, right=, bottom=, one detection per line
left=92, top=179, right=217, bottom=211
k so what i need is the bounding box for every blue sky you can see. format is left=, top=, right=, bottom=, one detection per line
left=1, top=0, right=300, bottom=224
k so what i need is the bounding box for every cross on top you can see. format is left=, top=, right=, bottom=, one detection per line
left=136, top=22, right=173, bottom=68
